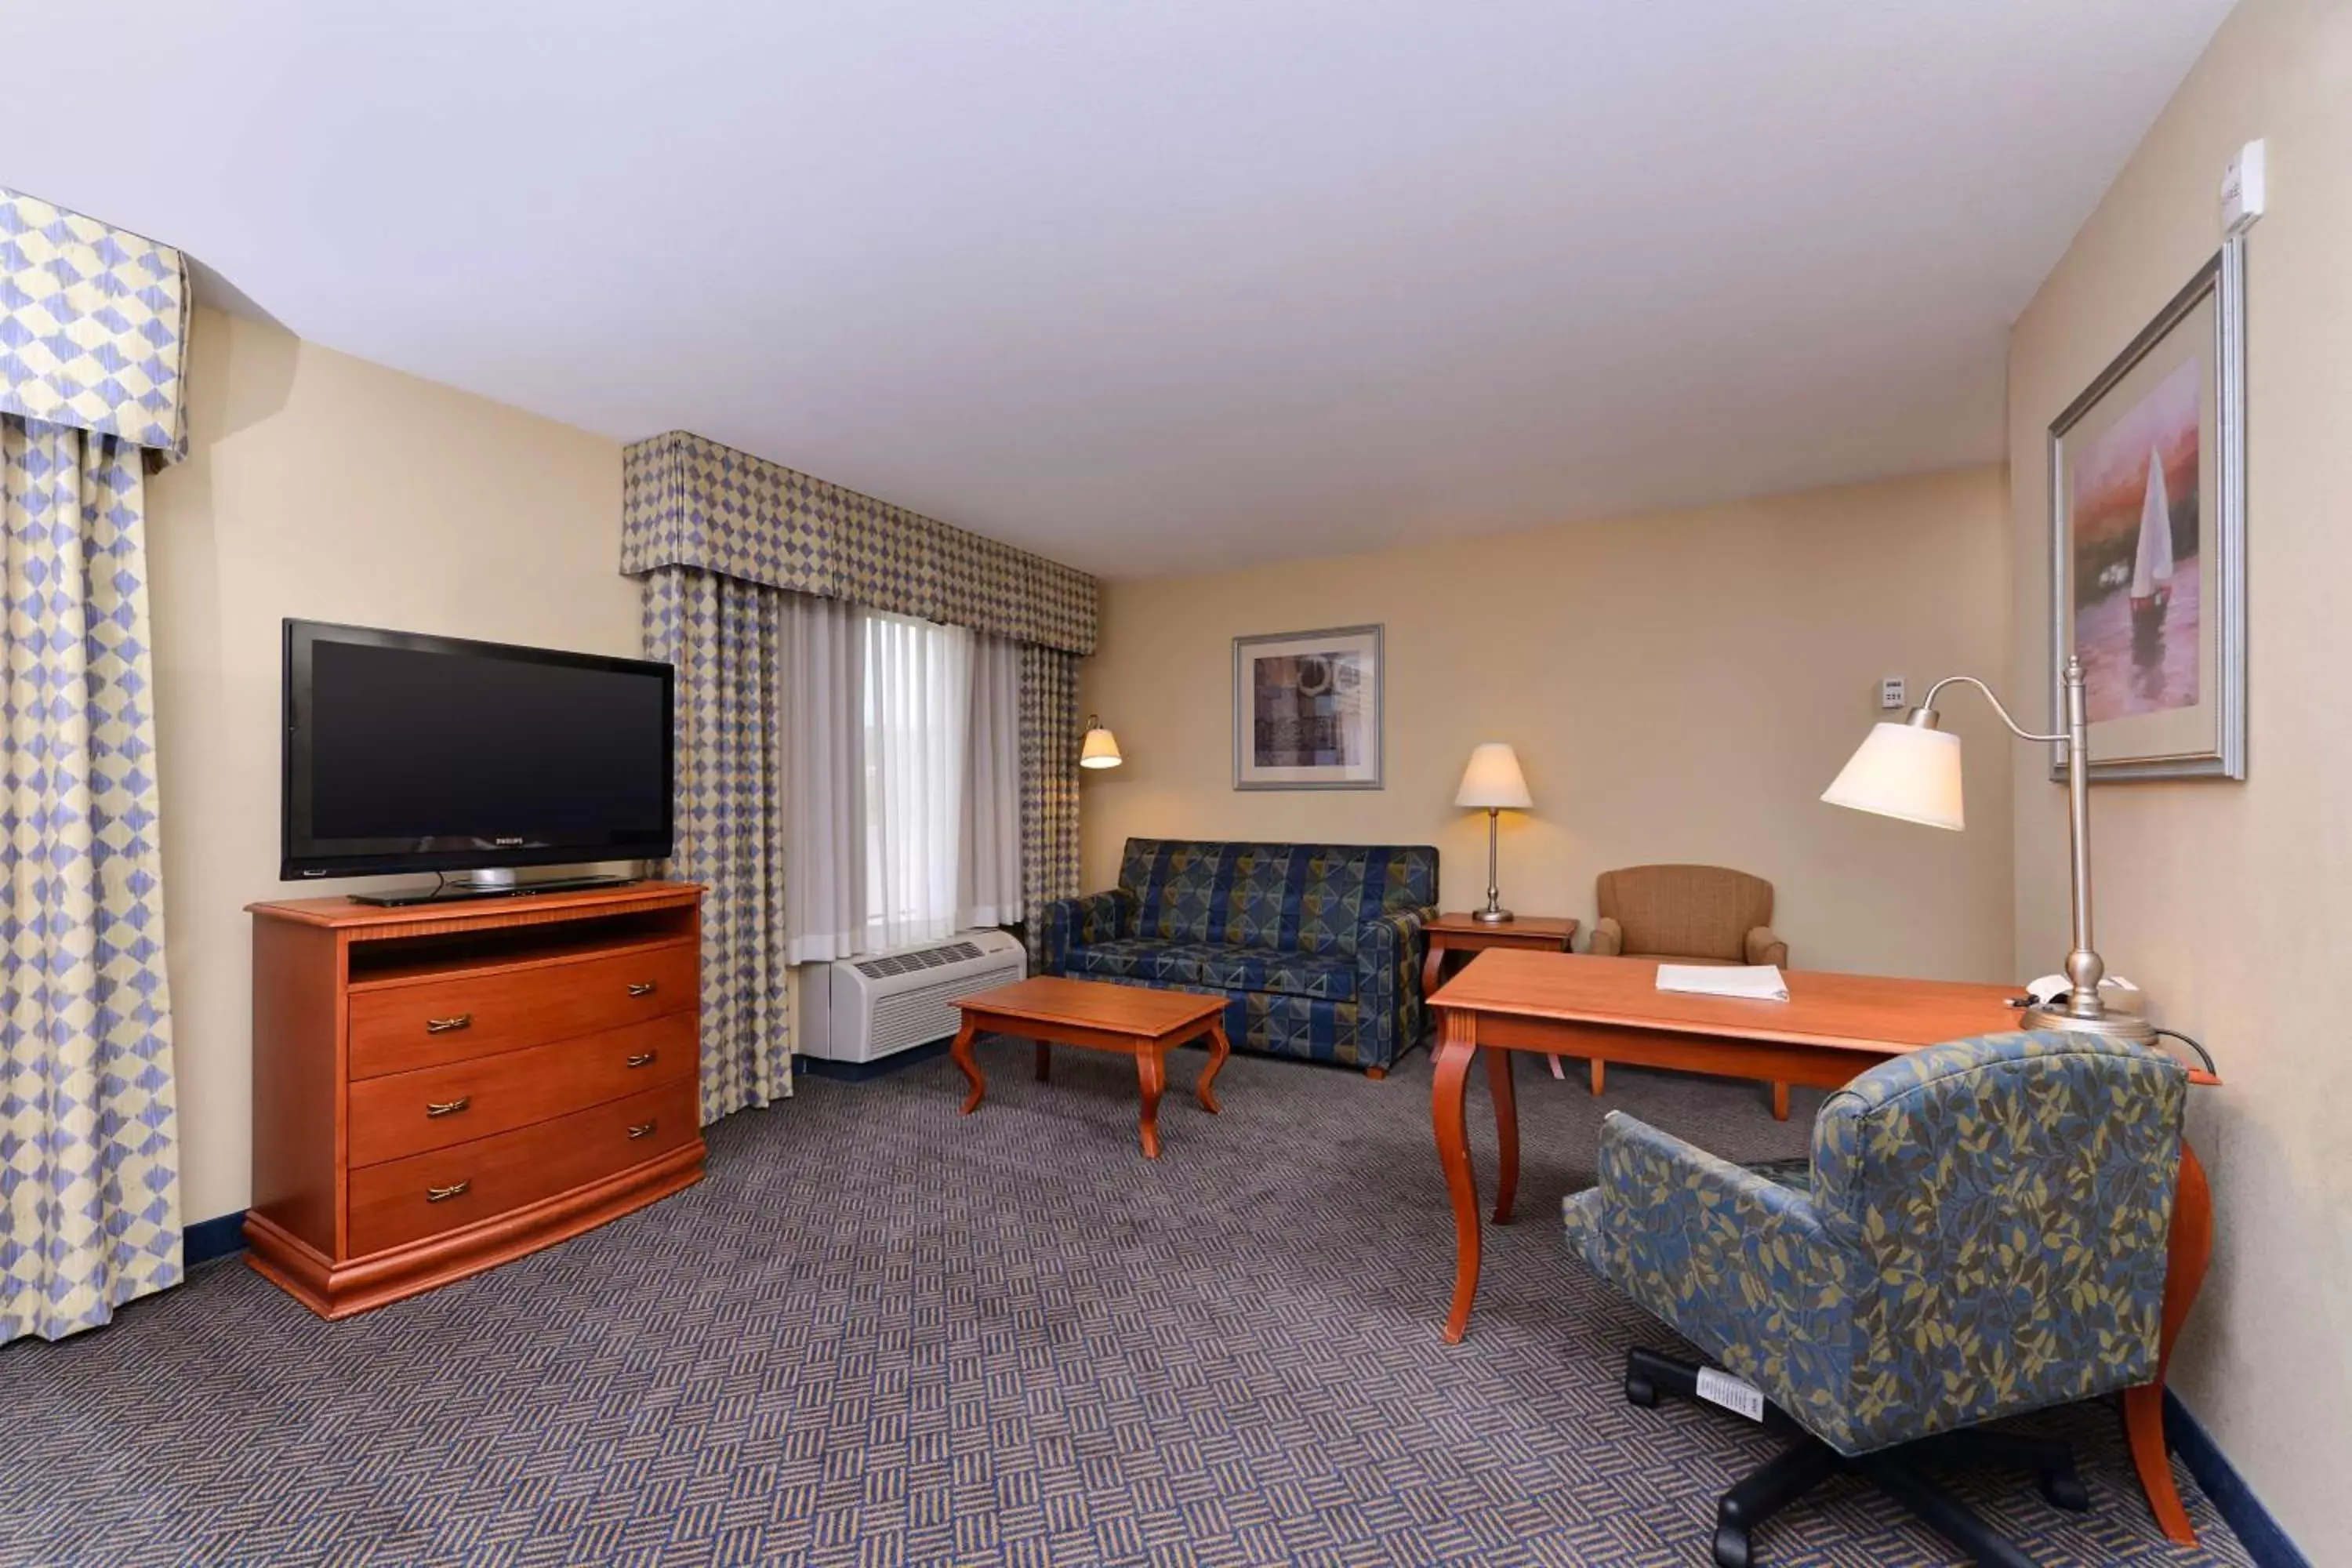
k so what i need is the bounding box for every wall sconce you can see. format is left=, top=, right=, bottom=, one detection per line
left=1080, top=715, right=1123, bottom=769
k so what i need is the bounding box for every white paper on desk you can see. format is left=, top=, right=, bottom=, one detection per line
left=1655, top=964, right=1791, bottom=1002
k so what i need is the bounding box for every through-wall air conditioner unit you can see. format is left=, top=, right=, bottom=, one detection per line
left=800, top=931, right=1027, bottom=1064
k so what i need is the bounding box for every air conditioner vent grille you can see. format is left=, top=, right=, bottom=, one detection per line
left=855, top=939, right=984, bottom=980
left=868, top=960, right=1026, bottom=1054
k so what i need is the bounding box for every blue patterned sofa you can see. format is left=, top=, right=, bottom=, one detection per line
left=1563, top=1031, right=2188, bottom=1566
left=1038, top=839, right=1439, bottom=1074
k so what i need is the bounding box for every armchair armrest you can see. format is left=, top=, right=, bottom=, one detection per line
left=1745, top=926, right=1788, bottom=967
left=1353, top=905, right=1436, bottom=1069
left=1588, top=916, right=1623, bottom=956
left=1584, top=1112, right=1859, bottom=1447
left=1036, top=887, right=1135, bottom=975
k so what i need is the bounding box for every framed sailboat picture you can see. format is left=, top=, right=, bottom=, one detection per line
left=2049, top=236, right=2247, bottom=781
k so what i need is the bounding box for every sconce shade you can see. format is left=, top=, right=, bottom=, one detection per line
left=1822, top=722, right=1964, bottom=831
left=1454, top=742, right=1532, bottom=810
left=1080, top=717, right=1123, bottom=769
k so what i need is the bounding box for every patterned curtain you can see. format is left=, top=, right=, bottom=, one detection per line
left=642, top=568, right=793, bottom=1119
left=622, top=430, right=1096, bottom=1098
left=1018, top=646, right=1083, bottom=964
left=0, top=187, right=188, bottom=1346
left=0, top=419, right=180, bottom=1343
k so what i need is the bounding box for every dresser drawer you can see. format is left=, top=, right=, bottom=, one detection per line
left=348, top=941, right=697, bottom=1079
left=347, top=1078, right=699, bottom=1256
left=346, top=1012, right=697, bottom=1168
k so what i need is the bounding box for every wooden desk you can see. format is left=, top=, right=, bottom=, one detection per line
left=1428, top=949, right=2217, bottom=1546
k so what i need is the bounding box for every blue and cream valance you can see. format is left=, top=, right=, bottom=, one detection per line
left=622, top=430, right=1098, bottom=656
left=0, top=187, right=191, bottom=463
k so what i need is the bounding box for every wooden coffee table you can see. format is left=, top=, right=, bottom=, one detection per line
left=949, top=976, right=1231, bottom=1158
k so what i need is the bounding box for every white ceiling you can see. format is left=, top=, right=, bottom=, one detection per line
left=4, top=1, right=2232, bottom=579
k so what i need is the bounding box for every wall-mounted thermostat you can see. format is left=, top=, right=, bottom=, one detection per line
left=1880, top=676, right=1906, bottom=710
left=2223, top=140, right=2266, bottom=236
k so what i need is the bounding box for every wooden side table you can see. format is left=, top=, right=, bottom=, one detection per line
left=1421, top=915, right=1580, bottom=1076
left=1421, top=913, right=1582, bottom=998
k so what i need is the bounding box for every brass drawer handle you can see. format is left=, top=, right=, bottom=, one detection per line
left=626, top=982, right=659, bottom=997
left=425, top=1095, right=471, bottom=1119
left=626, top=1119, right=658, bottom=1140
left=626, top=1051, right=658, bottom=1069
left=426, top=1179, right=471, bottom=1203
left=425, top=1014, right=474, bottom=1035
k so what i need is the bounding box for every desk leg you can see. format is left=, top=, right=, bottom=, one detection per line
left=1488, top=1047, right=1519, bottom=1225
left=1589, top=1058, right=1606, bottom=1097
left=2124, top=1138, right=2213, bottom=1546
left=1433, top=1010, right=1482, bottom=1344
left=951, top=1021, right=985, bottom=1114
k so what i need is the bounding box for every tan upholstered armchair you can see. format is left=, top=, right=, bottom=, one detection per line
left=1585, top=865, right=1795, bottom=1117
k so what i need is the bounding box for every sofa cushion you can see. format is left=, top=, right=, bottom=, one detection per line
left=1070, top=938, right=1357, bottom=1002
left=1116, top=838, right=1439, bottom=956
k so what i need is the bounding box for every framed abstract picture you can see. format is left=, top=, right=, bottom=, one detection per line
left=2048, top=236, right=2247, bottom=782
left=1232, top=624, right=1383, bottom=790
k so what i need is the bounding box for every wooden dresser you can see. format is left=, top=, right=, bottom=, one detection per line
left=244, top=881, right=706, bottom=1318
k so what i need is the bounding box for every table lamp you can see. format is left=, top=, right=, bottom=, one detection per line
left=1820, top=655, right=2152, bottom=1043
left=1454, top=742, right=1532, bottom=925
left=1080, top=715, right=1123, bottom=770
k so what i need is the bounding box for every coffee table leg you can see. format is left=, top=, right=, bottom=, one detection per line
left=1432, top=1009, right=1481, bottom=1343
left=1135, top=1045, right=1167, bottom=1159
left=1196, top=1020, right=1229, bottom=1114
left=951, top=1020, right=985, bottom=1114
left=1487, top=1047, right=1519, bottom=1225
left=1035, top=1041, right=1051, bottom=1083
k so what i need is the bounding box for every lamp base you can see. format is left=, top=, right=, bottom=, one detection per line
left=2021, top=1002, right=2157, bottom=1045
left=1472, top=907, right=1515, bottom=925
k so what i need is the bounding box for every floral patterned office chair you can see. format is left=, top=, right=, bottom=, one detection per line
left=1563, top=1030, right=2187, bottom=1568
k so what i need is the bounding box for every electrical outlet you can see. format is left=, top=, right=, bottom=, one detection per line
left=1880, top=676, right=1906, bottom=710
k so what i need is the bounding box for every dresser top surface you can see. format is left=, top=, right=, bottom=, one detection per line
left=249, top=880, right=704, bottom=931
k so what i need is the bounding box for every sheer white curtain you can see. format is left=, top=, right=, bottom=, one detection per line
left=863, top=611, right=972, bottom=951
left=960, top=635, right=1023, bottom=929
left=783, top=593, right=866, bottom=964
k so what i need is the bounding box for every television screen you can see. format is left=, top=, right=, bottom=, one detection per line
left=281, top=620, right=674, bottom=879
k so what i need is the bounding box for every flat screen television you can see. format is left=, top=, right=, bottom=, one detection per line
left=281, top=619, right=674, bottom=883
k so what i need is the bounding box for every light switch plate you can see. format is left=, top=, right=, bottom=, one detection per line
left=1880, top=676, right=1905, bottom=710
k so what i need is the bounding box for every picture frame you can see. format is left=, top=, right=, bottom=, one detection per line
left=2047, top=235, right=2247, bottom=782
left=1232, top=624, right=1384, bottom=790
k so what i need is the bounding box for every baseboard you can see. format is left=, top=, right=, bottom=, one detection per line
left=2165, top=1389, right=2310, bottom=1567
left=796, top=1037, right=952, bottom=1082
left=184, top=1210, right=250, bottom=1266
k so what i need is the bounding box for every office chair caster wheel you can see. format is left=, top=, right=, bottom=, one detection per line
left=1711, top=1523, right=1753, bottom=1568
left=2039, top=1466, right=2089, bottom=1513
left=1624, top=1372, right=1657, bottom=1408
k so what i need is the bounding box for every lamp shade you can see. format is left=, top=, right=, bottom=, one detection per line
left=1080, top=717, right=1123, bottom=769
left=1821, top=722, right=1964, bottom=830
left=1454, top=742, right=1532, bottom=810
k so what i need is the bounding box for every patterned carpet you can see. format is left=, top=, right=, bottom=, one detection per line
left=2, top=1042, right=2251, bottom=1568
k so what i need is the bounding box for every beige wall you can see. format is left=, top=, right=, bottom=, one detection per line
left=147, top=306, right=637, bottom=1224
left=1080, top=467, right=2016, bottom=983
left=2005, top=0, right=2351, bottom=1548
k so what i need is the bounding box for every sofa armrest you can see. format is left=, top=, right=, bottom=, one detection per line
left=1745, top=926, right=1788, bottom=967
left=1588, top=916, right=1623, bottom=956
left=1036, top=888, right=1134, bottom=975
left=1353, top=905, right=1436, bottom=1068
left=1581, top=1111, right=1859, bottom=1448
